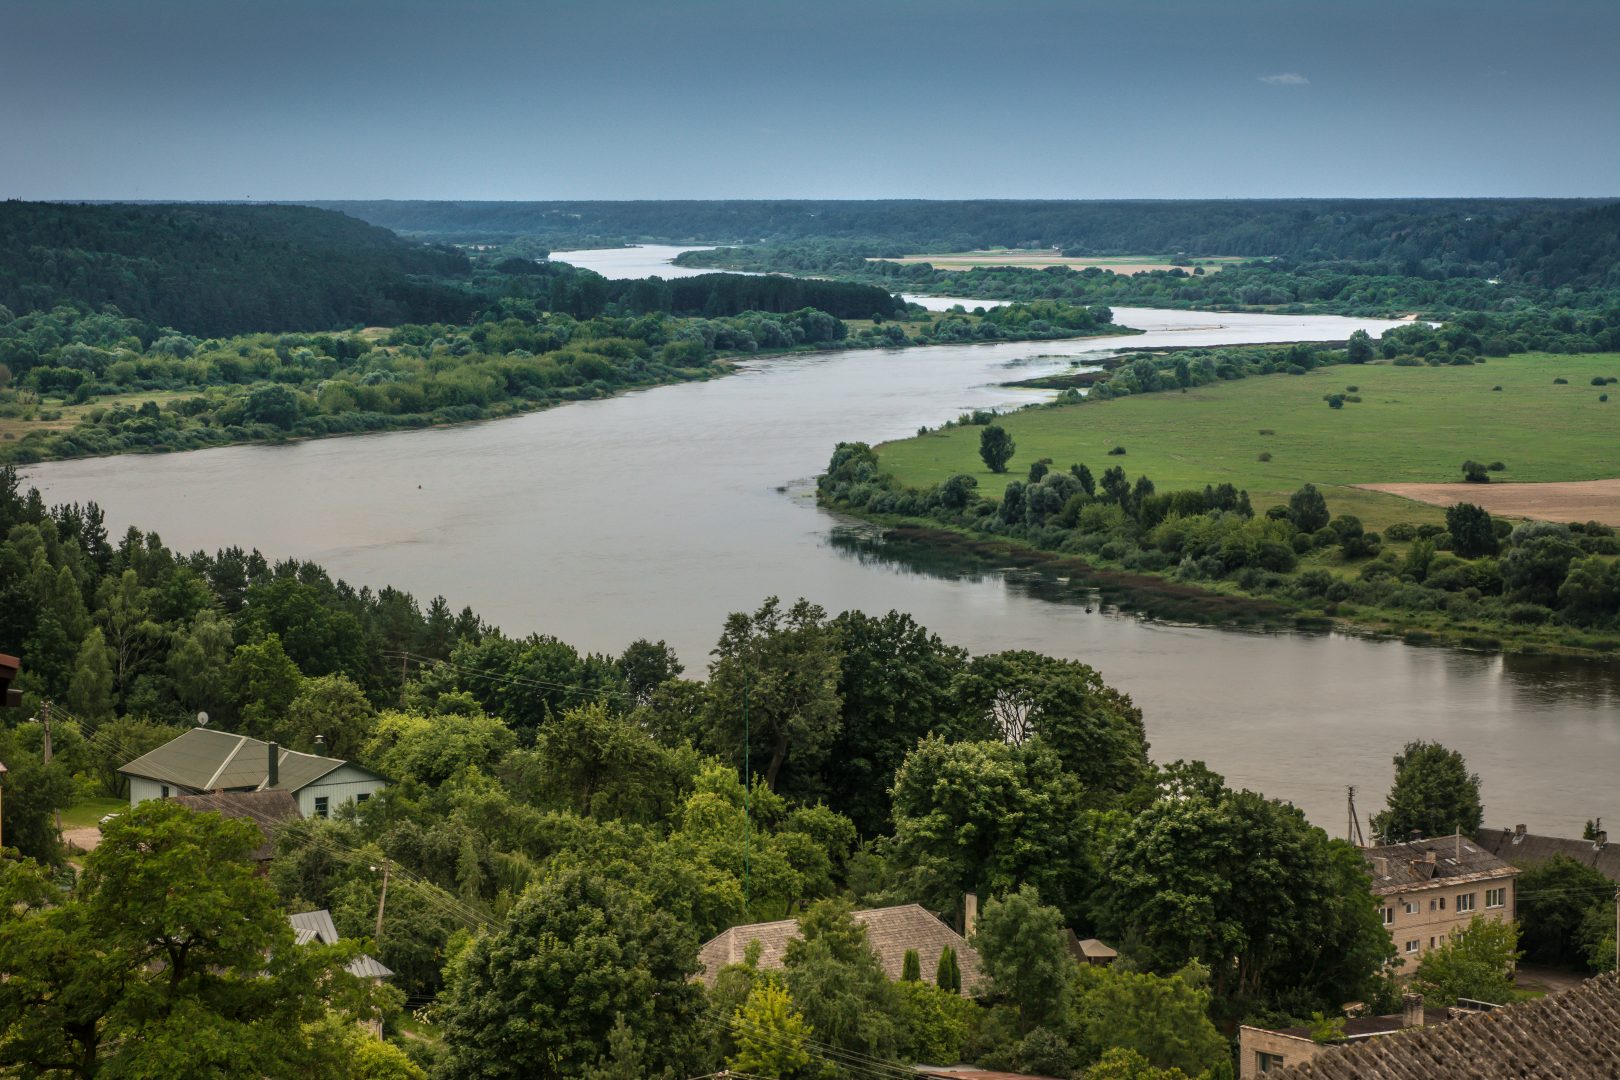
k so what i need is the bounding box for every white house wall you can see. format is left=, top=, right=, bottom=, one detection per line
left=295, top=774, right=387, bottom=818
left=128, top=776, right=172, bottom=806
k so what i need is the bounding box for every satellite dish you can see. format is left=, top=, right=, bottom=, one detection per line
left=196, top=711, right=210, bottom=727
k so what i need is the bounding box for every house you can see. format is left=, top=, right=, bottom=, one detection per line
left=288, top=908, right=394, bottom=981
left=1474, top=822, right=1620, bottom=886
left=170, top=789, right=302, bottom=861
left=1065, top=931, right=1118, bottom=966
left=120, top=728, right=386, bottom=820
left=1267, top=972, right=1620, bottom=1078
left=1361, top=837, right=1517, bottom=973
left=1239, top=994, right=1464, bottom=1077
left=696, top=903, right=985, bottom=995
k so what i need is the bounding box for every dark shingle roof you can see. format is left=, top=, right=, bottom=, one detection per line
left=1360, top=837, right=1516, bottom=895
left=697, top=904, right=985, bottom=994
left=119, top=728, right=375, bottom=794
left=1272, top=972, right=1620, bottom=1079
left=1475, top=826, right=1620, bottom=882
left=171, top=789, right=301, bottom=860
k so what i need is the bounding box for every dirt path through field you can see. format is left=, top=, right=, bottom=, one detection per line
left=1356, top=479, right=1620, bottom=526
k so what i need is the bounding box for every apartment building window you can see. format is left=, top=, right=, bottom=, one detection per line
left=1257, top=1051, right=1286, bottom=1073
left=1405, top=939, right=1420, bottom=954
left=1382, top=906, right=1395, bottom=925
left=314, top=796, right=330, bottom=819
left=1486, top=887, right=1506, bottom=908
left=1403, top=900, right=1419, bottom=915
left=1457, top=892, right=1476, bottom=912
left=1430, top=896, right=1447, bottom=912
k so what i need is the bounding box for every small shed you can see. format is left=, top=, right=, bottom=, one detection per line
left=1066, top=932, right=1119, bottom=966
left=288, top=908, right=394, bottom=980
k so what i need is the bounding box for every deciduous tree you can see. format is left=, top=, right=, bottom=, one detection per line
left=979, top=424, right=1016, bottom=473
left=1370, top=740, right=1483, bottom=842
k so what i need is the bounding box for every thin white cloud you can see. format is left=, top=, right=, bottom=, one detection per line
left=1259, top=73, right=1309, bottom=86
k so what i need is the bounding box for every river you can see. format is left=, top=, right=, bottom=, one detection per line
left=21, top=247, right=1619, bottom=835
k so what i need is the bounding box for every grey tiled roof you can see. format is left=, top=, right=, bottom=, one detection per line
left=1271, top=972, right=1620, bottom=1078
left=171, top=789, right=300, bottom=860
left=697, top=903, right=985, bottom=994
left=1360, top=837, right=1516, bottom=896
left=1474, top=826, right=1620, bottom=882
left=120, top=728, right=375, bottom=794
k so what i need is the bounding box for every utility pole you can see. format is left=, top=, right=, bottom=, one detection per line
left=1346, top=786, right=1366, bottom=847
left=374, top=860, right=391, bottom=944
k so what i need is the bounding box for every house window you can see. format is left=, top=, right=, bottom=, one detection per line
left=160, top=784, right=170, bottom=799
left=314, top=796, right=329, bottom=819
left=1457, top=893, right=1476, bottom=912
left=356, top=793, right=370, bottom=804
left=1382, top=906, right=1395, bottom=925
left=1405, top=939, right=1420, bottom=954
left=1403, top=900, right=1419, bottom=915
left=1257, top=1051, right=1286, bottom=1073
left=1486, top=887, right=1506, bottom=908
left=1430, top=896, right=1447, bottom=912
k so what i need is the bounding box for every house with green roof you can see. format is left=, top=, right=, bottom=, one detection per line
left=119, top=727, right=387, bottom=820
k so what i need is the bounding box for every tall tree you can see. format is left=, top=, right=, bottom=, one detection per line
left=823, top=609, right=969, bottom=836
left=888, top=736, right=1098, bottom=925
left=437, top=867, right=706, bottom=1080
left=1515, top=856, right=1613, bottom=967
left=1445, top=502, right=1500, bottom=558
left=707, top=597, right=842, bottom=792
left=782, top=900, right=901, bottom=1064
left=979, top=424, right=1016, bottom=473
left=66, top=626, right=115, bottom=723
left=1287, top=483, right=1331, bottom=534
left=1413, top=916, right=1520, bottom=1006
left=727, top=982, right=819, bottom=1080
left=1098, top=764, right=1393, bottom=1008
left=953, top=650, right=1149, bottom=799
left=0, top=800, right=382, bottom=1079
left=974, top=886, right=1073, bottom=1033
left=1370, top=740, right=1484, bottom=842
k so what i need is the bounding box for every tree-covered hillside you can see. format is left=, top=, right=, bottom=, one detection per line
left=312, top=198, right=1619, bottom=288
left=0, top=202, right=477, bottom=336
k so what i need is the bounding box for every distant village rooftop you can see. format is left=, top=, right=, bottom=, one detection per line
left=1269, top=972, right=1620, bottom=1078
left=1360, top=835, right=1515, bottom=894
left=697, top=903, right=985, bottom=995
left=1474, top=822, right=1620, bottom=881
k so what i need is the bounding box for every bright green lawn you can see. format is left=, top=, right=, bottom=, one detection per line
left=878, top=352, right=1620, bottom=525
left=60, top=796, right=126, bottom=829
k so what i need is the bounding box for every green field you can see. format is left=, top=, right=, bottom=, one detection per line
left=60, top=796, right=126, bottom=830
left=878, top=352, right=1620, bottom=527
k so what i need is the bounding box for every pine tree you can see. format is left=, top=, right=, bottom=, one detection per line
left=936, top=945, right=961, bottom=993
left=902, top=948, right=921, bottom=982
left=67, top=626, right=115, bottom=722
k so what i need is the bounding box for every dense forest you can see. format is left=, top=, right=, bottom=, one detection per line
left=315, top=198, right=1619, bottom=288
left=0, top=202, right=477, bottom=336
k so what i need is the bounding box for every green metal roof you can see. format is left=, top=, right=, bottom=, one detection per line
left=118, top=728, right=378, bottom=794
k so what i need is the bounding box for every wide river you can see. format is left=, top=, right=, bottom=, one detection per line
left=22, top=246, right=1619, bottom=834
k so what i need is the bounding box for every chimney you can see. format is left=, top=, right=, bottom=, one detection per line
left=1372, top=856, right=1389, bottom=878
left=1423, top=849, right=1437, bottom=865
left=1596, top=831, right=1608, bottom=850
left=1402, top=993, right=1424, bottom=1029
left=314, top=734, right=326, bottom=752
left=963, top=892, right=978, bottom=939
left=267, top=741, right=279, bottom=788
left=1512, top=823, right=1527, bottom=843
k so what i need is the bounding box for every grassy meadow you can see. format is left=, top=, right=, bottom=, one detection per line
left=870, top=250, right=1244, bottom=274
left=878, top=352, right=1620, bottom=529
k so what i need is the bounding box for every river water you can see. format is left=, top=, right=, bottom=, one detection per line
left=21, top=248, right=1619, bottom=834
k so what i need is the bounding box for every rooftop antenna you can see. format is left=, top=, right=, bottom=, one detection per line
left=1346, top=786, right=1366, bottom=847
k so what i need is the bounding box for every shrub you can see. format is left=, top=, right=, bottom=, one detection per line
left=1554, top=377, right=1568, bottom=384
left=1592, top=377, right=1608, bottom=386
left=1461, top=460, right=1490, bottom=483
left=1345, top=385, right=1358, bottom=392
left=1258, top=451, right=1272, bottom=462
left=1487, top=461, right=1505, bottom=472
left=1325, top=394, right=1345, bottom=409
left=1492, top=385, right=1502, bottom=391
left=1602, top=394, right=1610, bottom=402
left=1106, top=445, right=1126, bottom=456
left=1258, top=428, right=1275, bottom=435
left=1505, top=603, right=1552, bottom=625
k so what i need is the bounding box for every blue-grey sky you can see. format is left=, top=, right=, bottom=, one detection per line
left=3, top=0, right=1616, bottom=199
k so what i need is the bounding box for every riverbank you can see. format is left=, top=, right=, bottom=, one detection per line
left=818, top=348, right=1620, bottom=660
left=0, top=304, right=1131, bottom=466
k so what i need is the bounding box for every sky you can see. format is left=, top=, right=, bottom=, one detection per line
left=2, top=0, right=1616, bottom=200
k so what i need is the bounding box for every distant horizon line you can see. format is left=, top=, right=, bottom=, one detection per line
left=15, top=194, right=1620, bottom=204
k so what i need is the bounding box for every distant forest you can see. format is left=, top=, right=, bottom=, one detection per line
left=311, top=198, right=1619, bottom=288
left=0, top=202, right=478, bottom=337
